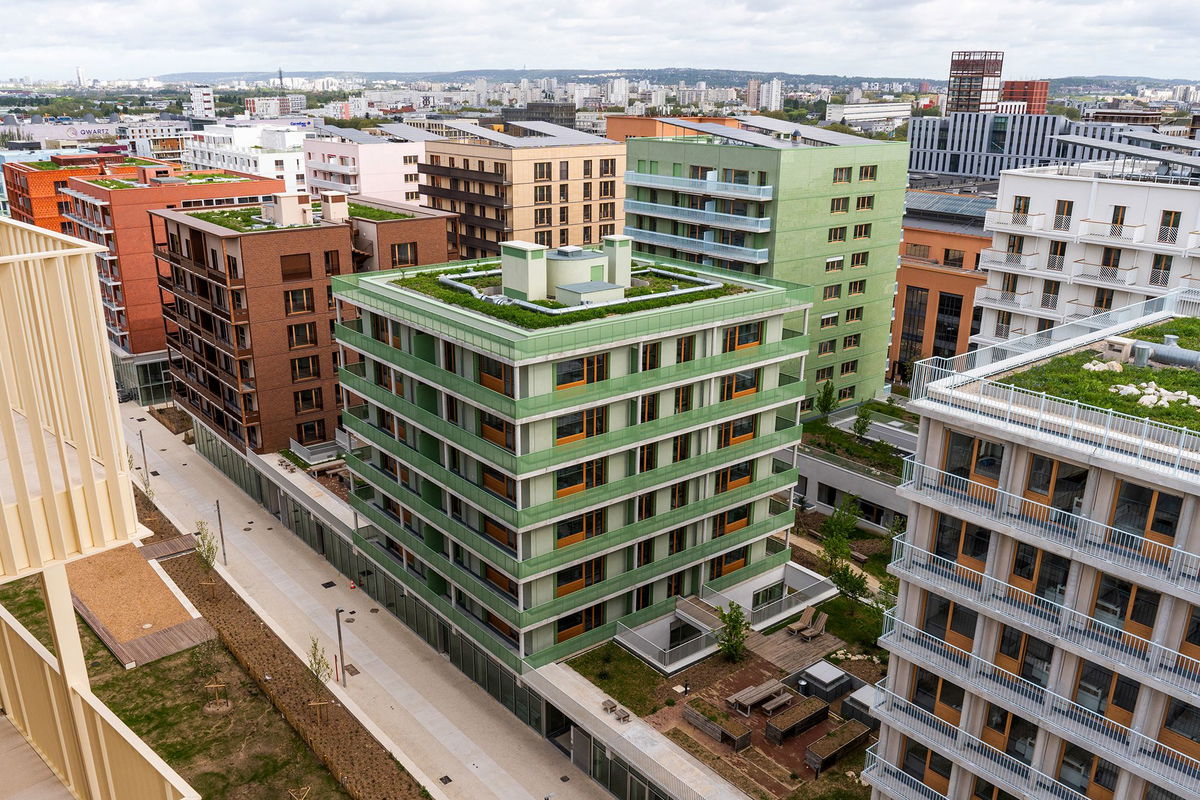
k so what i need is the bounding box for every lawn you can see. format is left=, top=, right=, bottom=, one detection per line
left=817, top=596, right=885, bottom=657
left=0, top=576, right=350, bottom=800
left=997, top=350, right=1200, bottom=430
left=861, top=399, right=919, bottom=426
left=567, top=641, right=666, bottom=715
left=190, top=207, right=294, bottom=232
left=348, top=202, right=413, bottom=221
left=801, top=420, right=903, bottom=477
left=1132, top=318, right=1200, bottom=350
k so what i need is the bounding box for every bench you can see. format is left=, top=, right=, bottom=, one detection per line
left=850, top=550, right=869, bottom=564
left=800, top=612, right=828, bottom=642
left=602, top=699, right=617, bottom=714
left=786, top=607, right=815, bottom=636
left=727, top=679, right=786, bottom=717
left=762, top=692, right=793, bottom=716
left=614, top=707, right=630, bottom=723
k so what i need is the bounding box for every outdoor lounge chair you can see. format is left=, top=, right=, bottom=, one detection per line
left=800, top=612, right=828, bottom=641
left=786, top=607, right=816, bottom=636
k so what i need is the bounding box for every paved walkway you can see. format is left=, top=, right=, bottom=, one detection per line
left=122, top=405, right=605, bottom=800
left=0, top=716, right=74, bottom=800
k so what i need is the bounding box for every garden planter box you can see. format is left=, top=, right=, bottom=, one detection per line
left=805, top=719, right=869, bottom=774
left=765, top=696, right=828, bottom=745
left=684, top=698, right=752, bottom=752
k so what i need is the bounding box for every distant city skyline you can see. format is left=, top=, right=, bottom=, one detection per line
left=1, top=0, right=1195, bottom=83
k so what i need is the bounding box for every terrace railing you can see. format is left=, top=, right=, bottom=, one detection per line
left=862, top=743, right=951, bottom=800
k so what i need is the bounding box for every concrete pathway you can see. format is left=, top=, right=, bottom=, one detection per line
left=0, top=716, right=75, bottom=800
left=784, top=533, right=885, bottom=594
left=122, top=405, right=605, bottom=800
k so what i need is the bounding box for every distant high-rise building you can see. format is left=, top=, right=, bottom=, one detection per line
left=946, top=50, right=1004, bottom=113
left=187, top=85, right=216, bottom=117
left=763, top=78, right=784, bottom=111
left=1001, top=79, right=1049, bottom=114
left=75, top=65, right=85, bottom=87
left=746, top=78, right=761, bottom=109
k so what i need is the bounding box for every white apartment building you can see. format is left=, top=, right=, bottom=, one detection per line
left=825, top=102, right=912, bottom=132
left=119, top=121, right=193, bottom=163
left=303, top=123, right=436, bottom=202
left=975, top=142, right=1200, bottom=351
left=185, top=124, right=312, bottom=192
left=762, top=78, right=784, bottom=112
left=187, top=86, right=216, bottom=117
left=865, top=289, right=1200, bottom=800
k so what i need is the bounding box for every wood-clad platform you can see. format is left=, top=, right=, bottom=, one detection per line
left=746, top=629, right=844, bottom=675
left=72, top=593, right=216, bottom=668
left=137, top=533, right=196, bottom=561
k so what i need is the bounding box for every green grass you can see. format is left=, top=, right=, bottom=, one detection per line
left=817, top=596, right=884, bottom=655
left=568, top=642, right=665, bottom=715
left=392, top=268, right=741, bottom=329
left=802, top=419, right=903, bottom=476
left=0, top=576, right=349, bottom=799
left=89, top=178, right=134, bottom=189
left=861, top=399, right=919, bottom=425
left=189, top=208, right=285, bottom=232
left=277, top=448, right=313, bottom=470
left=177, top=172, right=249, bottom=183
left=1132, top=318, right=1200, bottom=351
left=998, top=350, right=1200, bottom=430
left=348, top=202, right=413, bottom=221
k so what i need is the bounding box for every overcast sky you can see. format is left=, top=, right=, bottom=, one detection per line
left=2, top=0, right=1196, bottom=82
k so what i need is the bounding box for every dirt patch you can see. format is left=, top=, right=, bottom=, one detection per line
left=150, top=405, right=194, bottom=435
left=161, top=554, right=427, bottom=800
left=313, top=468, right=351, bottom=502
left=66, top=545, right=192, bottom=641
left=134, top=484, right=183, bottom=544
left=831, top=654, right=886, bottom=685
left=848, top=537, right=888, bottom=557
left=789, top=544, right=826, bottom=576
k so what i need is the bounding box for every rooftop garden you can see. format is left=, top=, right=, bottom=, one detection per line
left=89, top=177, right=134, bottom=189
left=391, top=266, right=743, bottom=329
left=1132, top=318, right=1200, bottom=351
left=24, top=157, right=158, bottom=171
left=189, top=207, right=291, bottom=233
left=997, top=349, right=1200, bottom=430
left=801, top=418, right=904, bottom=479
left=177, top=172, right=250, bottom=183
left=348, top=202, right=412, bottom=221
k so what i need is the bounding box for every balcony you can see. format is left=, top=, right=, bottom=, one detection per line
left=1051, top=214, right=1073, bottom=233
left=899, top=457, right=1200, bottom=604
left=889, top=528, right=1200, bottom=700
left=623, top=171, right=774, bottom=201
left=1072, top=259, right=1137, bottom=286
left=1037, top=292, right=1067, bottom=317
left=862, top=743, right=951, bottom=800
left=1045, top=254, right=1066, bottom=272
left=64, top=211, right=113, bottom=235
left=420, top=184, right=507, bottom=208
left=974, top=287, right=1031, bottom=312
left=882, top=611, right=1200, bottom=795
left=418, top=162, right=511, bottom=185
left=873, top=680, right=1089, bottom=800
left=305, top=159, right=358, bottom=175
left=307, top=174, right=359, bottom=193
left=624, top=227, right=770, bottom=264
left=979, top=249, right=1041, bottom=271
left=624, top=199, right=772, bottom=233
left=985, top=209, right=1045, bottom=234
left=1080, top=219, right=1145, bottom=245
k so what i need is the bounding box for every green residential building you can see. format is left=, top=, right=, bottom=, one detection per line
left=332, top=236, right=821, bottom=674
left=624, top=117, right=908, bottom=408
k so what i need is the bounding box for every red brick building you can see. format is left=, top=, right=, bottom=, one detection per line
left=1001, top=80, right=1050, bottom=114
left=149, top=192, right=457, bottom=454
left=62, top=165, right=284, bottom=403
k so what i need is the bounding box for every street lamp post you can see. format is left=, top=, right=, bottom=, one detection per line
left=335, top=607, right=355, bottom=687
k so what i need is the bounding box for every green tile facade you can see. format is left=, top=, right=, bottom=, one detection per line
left=624, top=134, right=907, bottom=408
left=333, top=252, right=811, bottom=665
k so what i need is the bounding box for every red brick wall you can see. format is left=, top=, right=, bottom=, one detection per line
left=366, top=213, right=457, bottom=270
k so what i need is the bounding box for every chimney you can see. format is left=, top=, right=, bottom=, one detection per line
left=320, top=191, right=349, bottom=224
left=603, top=234, right=633, bottom=287
left=501, top=241, right=548, bottom=301
left=263, top=192, right=313, bottom=227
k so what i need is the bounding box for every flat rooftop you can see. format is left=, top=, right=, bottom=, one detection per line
left=169, top=199, right=429, bottom=234
left=912, top=289, right=1200, bottom=480
left=15, top=157, right=160, bottom=171
left=81, top=171, right=254, bottom=190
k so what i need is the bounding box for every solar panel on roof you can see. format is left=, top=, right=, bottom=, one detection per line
left=377, top=122, right=445, bottom=142
left=1117, top=130, right=1200, bottom=151
left=739, top=116, right=872, bottom=146
left=904, top=190, right=996, bottom=218
left=1052, top=135, right=1200, bottom=171
left=653, top=118, right=800, bottom=148
left=314, top=124, right=380, bottom=144
left=506, top=120, right=611, bottom=144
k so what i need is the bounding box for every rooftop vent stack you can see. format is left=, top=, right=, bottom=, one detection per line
left=500, top=241, right=548, bottom=301
left=264, top=191, right=313, bottom=226
left=320, top=191, right=349, bottom=224
left=1133, top=344, right=1151, bottom=367
left=603, top=235, right=633, bottom=287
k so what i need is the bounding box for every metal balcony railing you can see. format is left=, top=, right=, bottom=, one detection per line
left=624, top=227, right=770, bottom=264
left=881, top=610, right=1200, bottom=794
left=975, top=288, right=1031, bottom=310
left=862, top=743, right=951, bottom=800
left=1046, top=254, right=1066, bottom=272
left=1080, top=220, right=1145, bottom=244
left=1039, top=292, right=1062, bottom=311
left=623, top=199, right=772, bottom=233
left=623, top=170, right=774, bottom=200
left=873, top=680, right=1090, bottom=800
left=1052, top=214, right=1073, bottom=232
left=979, top=249, right=1041, bottom=270
left=986, top=209, right=1045, bottom=231
left=1159, top=226, right=1181, bottom=245
left=305, top=158, right=358, bottom=175
left=889, top=529, right=1200, bottom=699
left=1073, top=259, right=1137, bottom=286
left=615, top=619, right=719, bottom=669
left=1150, top=269, right=1174, bottom=288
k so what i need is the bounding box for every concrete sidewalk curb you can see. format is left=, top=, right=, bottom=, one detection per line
left=210, top=558, right=455, bottom=800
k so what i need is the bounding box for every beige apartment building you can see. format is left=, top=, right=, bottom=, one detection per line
left=419, top=121, right=625, bottom=258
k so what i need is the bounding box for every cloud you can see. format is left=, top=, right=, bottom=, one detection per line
left=0, top=0, right=1194, bottom=80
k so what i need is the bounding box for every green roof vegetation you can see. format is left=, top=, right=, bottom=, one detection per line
left=89, top=178, right=134, bottom=189
left=1131, top=318, right=1200, bottom=351
left=24, top=157, right=157, bottom=171
left=801, top=419, right=903, bottom=478
left=998, top=349, right=1200, bottom=430
left=347, top=202, right=412, bottom=221
left=391, top=268, right=741, bottom=329
left=189, top=208, right=283, bottom=232
left=177, top=172, right=250, bottom=183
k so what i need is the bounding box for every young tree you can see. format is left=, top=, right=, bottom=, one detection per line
left=195, top=520, right=219, bottom=571
left=716, top=602, right=750, bottom=662
left=306, top=636, right=332, bottom=686
left=814, top=380, right=837, bottom=417
left=852, top=405, right=872, bottom=440
left=830, top=563, right=869, bottom=603
left=820, top=494, right=860, bottom=573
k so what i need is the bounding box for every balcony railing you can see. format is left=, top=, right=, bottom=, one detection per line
left=985, top=209, right=1045, bottom=231
left=1046, top=254, right=1066, bottom=272
left=873, top=680, right=1090, bottom=800
left=979, top=249, right=1041, bottom=270
left=1052, top=214, right=1073, bottom=232
left=1073, top=259, right=1137, bottom=286
left=1039, top=292, right=1062, bottom=311
left=623, top=170, right=774, bottom=200
left=308, top=174, right=359, bottom=193
left=898, top=458, right=1200, bottom=605
left=975, top=287, right=1030, bottom=311
left=623, top=199, right=772, bottom=233
left=305, top=159, right=358, bottom=175
left=1150, top=269, right=1174, bottom=288
left=624, top=227, right=770, bottom=264
left=1080, top=220, right=1145, bottom=244
left=889, top=528, right=1200, bottom=699
left=615, top=619, right=719, bottom=670
left=881, top=610, right=1200, bottom=795
left=1159, top=226, right=1181, bottom=245
left=862, top=743, right=951, bottom=800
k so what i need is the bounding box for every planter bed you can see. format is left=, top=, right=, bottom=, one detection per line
left=684, top=697, right=752, bottom=752
left=805, top=718, right=869, bottom=774
left=765, top=695, right=829, bottom=745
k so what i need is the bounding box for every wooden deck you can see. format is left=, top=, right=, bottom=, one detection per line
left=72, top=592, right=215, bottom=669
left=746, top=628, right=843, bottom=675
left=138, top=533, right=196, bottom=561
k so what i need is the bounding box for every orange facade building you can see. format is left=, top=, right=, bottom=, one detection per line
left=61, top=164, right=285, bottom=402
left=603, top=116, right=742, bottom=142
left=3, top=153, right=172, bottom=233
left=1001, top=80, right=1050, bottom=114
left=889, top=190, right=993, bottom=382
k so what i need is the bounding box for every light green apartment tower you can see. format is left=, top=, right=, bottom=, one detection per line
left=624, top=117, right=907, bottom=408
left=332, top=237, right=813, bottom=673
